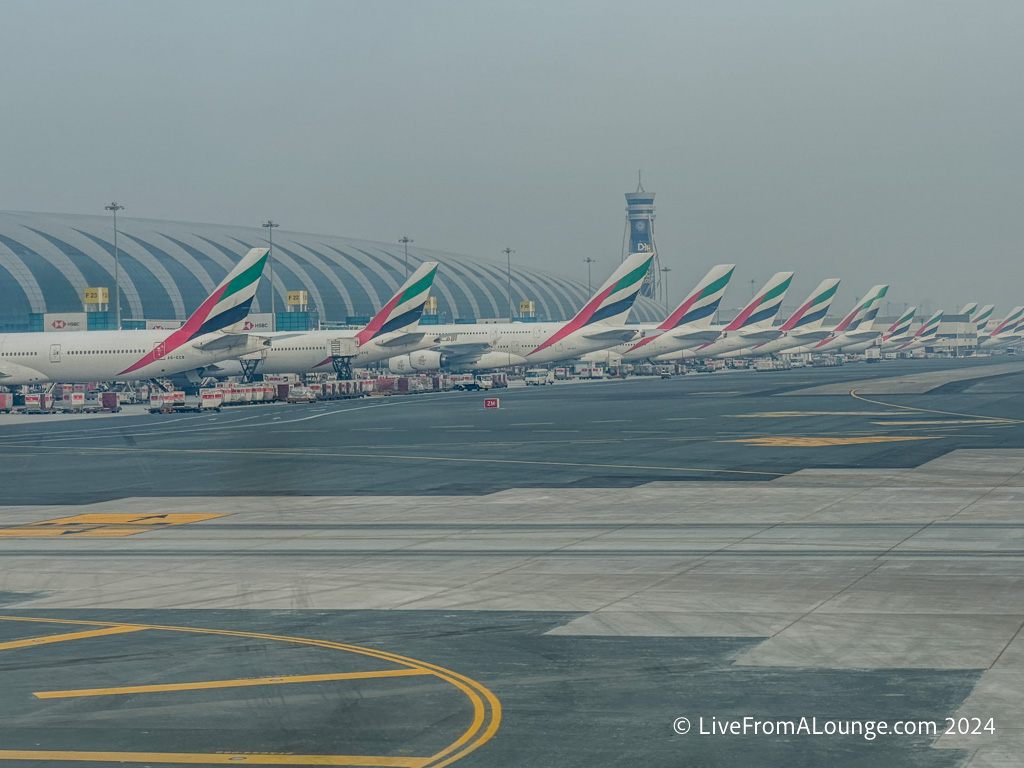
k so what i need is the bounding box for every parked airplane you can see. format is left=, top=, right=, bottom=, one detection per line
left=843, top=306, right=917, bottom=353
left=0, top=248, right=270, bottom=386
left=578, top=264, right=735, bottom=365
left=788, top=284, right=890, bottom=353
left=890, top=310, right=943, bottom=353
left=200, top=261, right=440, bottom=380
left=649, top=272, right=795, bottom=361
left=979, top=306, right=1024, bottom=349
left=718, top=278, right=841, bottom=358
left=388, top=252, right=655, bottom=373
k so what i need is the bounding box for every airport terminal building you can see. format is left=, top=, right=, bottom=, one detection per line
left=0, top=211, right=662, bottom=333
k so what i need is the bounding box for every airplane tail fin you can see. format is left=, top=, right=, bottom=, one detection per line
left=656, top=264, right=735, bottom=331
left=778, top=279, right=841, bottom=332
left=883, top=307, right=916, bottom=341
left=571, top=251, right=655, bottom=328
left=722, top=272, right=794, bottom=331
left=355, top=261, right=439, bottom=345
left=959, top=302, right=978, bottom=317
left=191, top=247, right=269, bottom=337
left=528, top=252, right=653, bottom=356
left=989, top=306, right=1024, bottom=338
left=829, top=284, right=889, bottom=335
left=972, top=304, right=995, bottom=334
left=915, top=310, right=943, bottom=341
left=118, top=247, right=269, bottom=375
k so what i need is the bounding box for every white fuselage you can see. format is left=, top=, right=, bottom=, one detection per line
left=433, top=321, right=639, bottom=368
left=724, top=329, right=836, bottom=358
left=0, top=330, right=266, bottom=386
left=212, top=329, right=437, bottom=377
left=606, top=325, right=722, bottom=362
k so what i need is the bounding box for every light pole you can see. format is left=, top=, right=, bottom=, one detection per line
left=502, top=247, right=514, bottom=319
left=661, top=266, right=672, bottom=313
left=263, top=220, right=279, bottom=326
left=104, top=202, right=124, bottom=328
left=583, top=257, right=595, bottom=293
left=399, top=236, right=414, bottom=279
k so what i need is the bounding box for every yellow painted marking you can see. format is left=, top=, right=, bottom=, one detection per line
left=36, top=668, right=431, bottom=699
left=730, top=411, right=898, bottom=418
left=0, top=615, right=500, bottom=768
left=723, top=436, right=943, bottom=447
left=0, top=752, right=425, bottom=766
left=871, top=419, right=1010, bottom=426
left=0, top=625, right=144, bottom=651
left=0, top=513, right=227, bottom=538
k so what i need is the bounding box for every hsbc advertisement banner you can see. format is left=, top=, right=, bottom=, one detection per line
left=45, top=313, right=87, bottom=332
left=146, top=320, right=183, bottom=330
left=236, top=313, right=274, bottom=332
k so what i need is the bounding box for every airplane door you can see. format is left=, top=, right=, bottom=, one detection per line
left=533, top=326, right=542, bottom=339
left=49, top=344, right=61, bottom=363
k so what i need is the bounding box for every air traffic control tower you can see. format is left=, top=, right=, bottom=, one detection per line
left=623, top=177, right=662, bottom=299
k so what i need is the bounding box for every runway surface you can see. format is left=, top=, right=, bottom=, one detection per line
left=1, top=358, right=1023, bottom=504
left=1, top=357, right=1023, bottom=767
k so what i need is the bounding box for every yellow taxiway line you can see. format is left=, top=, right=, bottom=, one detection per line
left=0, top=625, right=144, bottom=651
left=35, top=668, right=431, bottom=699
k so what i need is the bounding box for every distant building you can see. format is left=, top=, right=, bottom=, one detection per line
left=0, top=211, right=663, bottom=332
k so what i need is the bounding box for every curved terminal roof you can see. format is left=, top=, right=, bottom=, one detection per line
left=0, top=211, right=663, bottom=328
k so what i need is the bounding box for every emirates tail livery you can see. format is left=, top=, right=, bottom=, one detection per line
left=843, top=306, right=917, bottom=353
left=652, top=271, right=794, bottom=360
left=720, top=278, right=841, bottom=358
left=788, top=284, right=889, bottom=354
left=585, top=264, right=736, bottom=364
left=206, top=261, right=440, bottom=379
left=971, top=305, right=995, bottom=335
left=388, top=252, right=655, bottom=373
left=0, top=248, right=270, bottom=386
left=979, top=306, right=1024, bottom=349
left=891, top=310, right=943, bottom=353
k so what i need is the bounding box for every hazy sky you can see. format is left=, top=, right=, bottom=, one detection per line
left=3, top=1, right=1024, bottom=316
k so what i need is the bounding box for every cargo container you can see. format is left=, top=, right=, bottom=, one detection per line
left=199, top=389, right=224, bottom=411
left=24, top=393, right=56, bottom=413
left=0, top=392, right=13, bottom=413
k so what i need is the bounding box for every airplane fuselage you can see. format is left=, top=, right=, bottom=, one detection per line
left=214, top=329, right=437, bottom=377
left=0, top=330, right=266, bottom=386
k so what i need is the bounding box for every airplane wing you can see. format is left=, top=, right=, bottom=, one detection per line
left=191, top=333, right=271, bottom=352
left=436, top=341, right=492, bottom=355
left=375, top=331, right=431, bottom=348
left=668, top=328, right=721, bottom=343
left=581, top=328, right=640, bottom=342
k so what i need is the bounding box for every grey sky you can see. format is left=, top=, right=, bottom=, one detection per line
left=3, top=1, right=1023, bottom=316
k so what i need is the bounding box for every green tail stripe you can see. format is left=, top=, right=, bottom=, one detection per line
left=614, top=260, right=653, bottom=293
left=698, top=272, right=732, bottom=299
left=398, top=266, right=437, bottom=305
left=761, top=276, right=792, bottom=304
left=814, top=283, right=839, bottom=305
left=222, top=254, right=268, bottom=300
